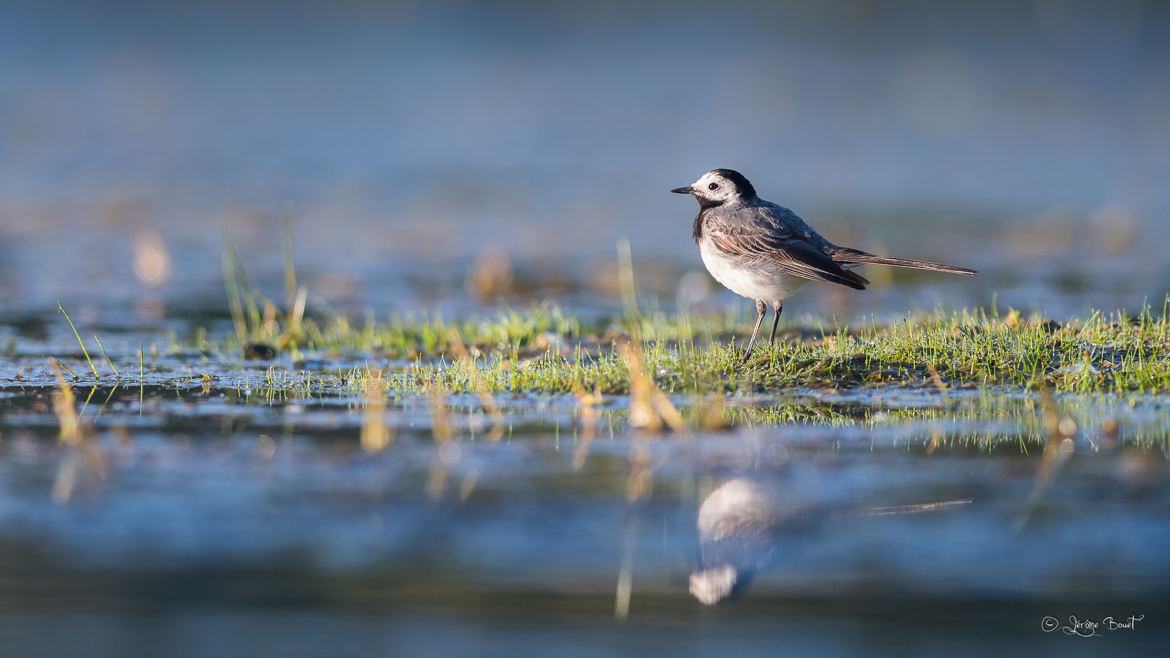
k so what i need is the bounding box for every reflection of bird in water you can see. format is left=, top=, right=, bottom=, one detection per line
left=690, top=478, right=811, bottom=604
left=690, top=477, right=971, bottom=605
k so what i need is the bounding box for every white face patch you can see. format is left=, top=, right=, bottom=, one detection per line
left=691, top=171, right=739, bottom=205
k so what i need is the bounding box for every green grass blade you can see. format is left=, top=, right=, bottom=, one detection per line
left=58, top=301, right=99, bottom=379
left=94, top=334, right=120, bottom=379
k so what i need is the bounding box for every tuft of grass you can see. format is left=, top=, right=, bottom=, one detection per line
left=93, top=334, right=119, bottom=379
left=360, top=367, right=392, bottom=453
left=58, top=302, right=99, bottom=379
left=221, top=227, right=261, bottom=345
left=47, top=358, right=82, bottom=445
left=282, top=300, right=1170, bottom=397
left=197, top=223, right=1170, bottom=397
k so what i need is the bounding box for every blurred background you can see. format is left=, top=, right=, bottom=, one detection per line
left=1, top=0, right=1168, bottom=323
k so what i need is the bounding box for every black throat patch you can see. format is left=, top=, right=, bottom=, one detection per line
left=692, top=211, right=704, bottom=242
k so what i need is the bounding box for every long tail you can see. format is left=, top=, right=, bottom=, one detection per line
left=828, top=247, right=977, bottom=276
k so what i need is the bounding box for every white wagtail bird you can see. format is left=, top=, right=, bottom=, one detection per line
left=672, top=169, right=976, bottom=362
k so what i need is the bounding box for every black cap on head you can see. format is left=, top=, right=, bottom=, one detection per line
left=710, top=169, right=756, bottom=197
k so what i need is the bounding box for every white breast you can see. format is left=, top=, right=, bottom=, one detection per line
left=697, top=236, right=810, bottom=304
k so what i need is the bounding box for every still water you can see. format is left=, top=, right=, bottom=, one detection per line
left=1, top=342, right=1169, bottom=654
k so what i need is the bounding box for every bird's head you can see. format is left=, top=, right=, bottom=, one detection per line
left=671, top=169, right=757, bottom=208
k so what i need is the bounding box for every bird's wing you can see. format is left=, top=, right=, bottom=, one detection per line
left=706, top=217, right=869, bottom=290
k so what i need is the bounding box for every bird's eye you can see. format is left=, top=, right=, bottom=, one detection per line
left=708, top=183, right=719, bottom=191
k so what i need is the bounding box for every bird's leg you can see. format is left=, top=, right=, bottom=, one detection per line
left=768, top=301, right=783, bottom=345
left=741, top=299, right=767, bottom=363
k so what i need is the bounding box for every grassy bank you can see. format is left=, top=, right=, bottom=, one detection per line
left=182, top=223, right=1167, bottom=397
left=211, top=301, right=1170, bottom=396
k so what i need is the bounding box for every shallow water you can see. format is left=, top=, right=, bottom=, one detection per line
left=2, top=337, right=1169, bottom=653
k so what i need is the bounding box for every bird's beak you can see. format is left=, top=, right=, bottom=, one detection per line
left=670, top=186, right=694, bottom=195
